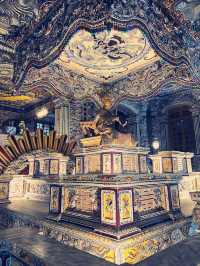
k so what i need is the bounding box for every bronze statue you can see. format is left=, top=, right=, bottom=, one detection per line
left=80, top=97, right=127, bottom=139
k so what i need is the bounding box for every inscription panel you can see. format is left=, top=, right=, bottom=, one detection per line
left=134, top=186, right=169, bottom=214
left=85, top=154, right=101, bottom=174
left=63, top=187, right=98, bottom=214
left=123, top=154, right=138, bottom=173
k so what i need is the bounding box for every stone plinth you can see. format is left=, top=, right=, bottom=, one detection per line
left=27, top=153, right=69, bottom=179
left=74, top=145, right=149, bottom=176
left=150, top=151, right=193, bottom=175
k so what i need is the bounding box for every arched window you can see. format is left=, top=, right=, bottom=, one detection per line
left=81, top=101, right=98, bottom=121
left=168, top=106, right=196, bottom=152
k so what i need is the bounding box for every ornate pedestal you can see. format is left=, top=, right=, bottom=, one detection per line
left=48, top=140, right=189, bottom=264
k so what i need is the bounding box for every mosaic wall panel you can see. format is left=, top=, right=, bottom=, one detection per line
left=0, top=182, right=9, bottom=201
left=24, top=180, right=50, bottom=201
left=85, top=154, right=101, bottom=174
left=170, top=185, right=180, bottom=210
left=119, top=190, right=133, bottom=225
left=76, top=157, right=83, bottom=174
left=123, top=154, right=138, bottom=173
left=101, top=190, right=116, bottom=225
left=134, top=186, right=169, bottom=214
left=63, top=187, right=98, bottom=214
left=9, top=177, right=24, bottom=198
left=50, top=186, right=61, bottom=213
left=139, top=155, right=147, bottom=173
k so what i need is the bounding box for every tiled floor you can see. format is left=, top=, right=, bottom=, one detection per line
left=1, top=200, right=200, bottom=266
left=0, top=227, right=117, bottom=266
left=135, top=235, right=200, bottom=266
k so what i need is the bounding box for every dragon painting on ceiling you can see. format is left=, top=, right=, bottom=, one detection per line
left=0, top=0, right=199, bottom=100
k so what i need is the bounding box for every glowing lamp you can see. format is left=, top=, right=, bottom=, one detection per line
left=36, top=107, right=48, bottom=119
left=152, top=139, right=160, bottom=151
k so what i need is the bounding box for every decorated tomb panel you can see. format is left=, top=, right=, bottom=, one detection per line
left=139, top=155, right=147, bottom=174
left=9, top=177, right=24, bottom=198
left=50, top=186, right=61, bottom=213
left=63, top=186, right=98, bottom=214
left=152, top=158, right=161, bottom=173
left=123, top=239, right=159, bottom=264
left=172, top=158, right=178, bottom=173
left=170, top=185, right=180, bottom=210
left=102, top=154, right=112, bottom=174
left=101, top=190, right=116, bottom=225
left=0, top=182, right=9, bottom=202
left=162, top=158, right=173, bottom=173
left=177, top=158, right=184, bottom=172
left=76, top=157, right=84, bottom=174
left=44, top=160, right=50, bottom=175
left=24, top=180, right=50, bottom=201
left=113, top=153, right=122, bottom=174
left=49, top=159, right=59, bottom=175
left=119, top=190, right=134, bottom=225
left=33, top=160, right=40, bottom=176
left=85, top=154, right=101, bottom=174
left=134, top=186, right=169, bottom=214
left=123, top=154, right=139, bottom=173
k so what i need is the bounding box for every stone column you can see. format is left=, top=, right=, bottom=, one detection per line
left=191, top=106, right=200, bottom=171
left=160, top=116, right=168, bottom=151
left=192, top=106, right=200, bottom=154
left=138, top=105, right=149, bottom=147
left=54, top=100, right=70, bottom=137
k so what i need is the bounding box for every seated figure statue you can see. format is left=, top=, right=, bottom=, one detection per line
left=80, top=97, right=137, bottom=146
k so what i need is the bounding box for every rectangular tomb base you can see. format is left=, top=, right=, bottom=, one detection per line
left=42, top=217, right=191, bottom=265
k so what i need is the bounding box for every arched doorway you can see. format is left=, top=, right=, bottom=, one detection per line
left=168, top=105, right=196, bottom=152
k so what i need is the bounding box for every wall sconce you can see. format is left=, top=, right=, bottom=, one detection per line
left=36, top=107, right=48, bottom=119
left=152, top=138, right=160, bottom=152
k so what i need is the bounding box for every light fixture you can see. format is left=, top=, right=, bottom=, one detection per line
left=152, top=139, right=160, bottom=151
left=36, top=107, right=48, bottom=119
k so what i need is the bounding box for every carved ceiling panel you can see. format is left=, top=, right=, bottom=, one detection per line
left=0, top=0, right=199, bottom=99
left=56, top=28, right=159, bottom=83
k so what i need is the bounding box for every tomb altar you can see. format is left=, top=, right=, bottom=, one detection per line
left=47, top=105, right=191, bottom=264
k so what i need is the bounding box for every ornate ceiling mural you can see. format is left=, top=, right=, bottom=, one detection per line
left=56, top=28, right=159, bottom=83
left=20, top=59, right=198, bottom=107
left=0, top=0, right=199, bottom=98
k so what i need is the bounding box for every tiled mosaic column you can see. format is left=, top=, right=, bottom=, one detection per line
left=54, top=99, right=70, bottom=137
